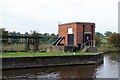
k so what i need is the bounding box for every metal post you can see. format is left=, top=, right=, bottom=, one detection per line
left=93, top=40, right=95, bottom=47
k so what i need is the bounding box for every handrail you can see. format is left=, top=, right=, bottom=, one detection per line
left=52, top=37, right=61, bottom=45
left=81, top=40, right=90, bottom=50
left=52, top=36, right=64, bottom=46
left=81, top=40, right=95, bottom=50
left=56, top=36, right=64, bottom=45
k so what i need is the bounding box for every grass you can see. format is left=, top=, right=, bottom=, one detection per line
left=101, top=38, right=107, bottom=43
left=97, top=46, right=120, bottom=52
left=1, top=52, right=96, bottom=58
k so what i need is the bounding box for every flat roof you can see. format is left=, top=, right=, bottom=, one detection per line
left=58, top=22, right=95, bottom=26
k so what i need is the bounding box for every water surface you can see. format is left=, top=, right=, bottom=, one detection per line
left=2, top=53, right=119, bottom=79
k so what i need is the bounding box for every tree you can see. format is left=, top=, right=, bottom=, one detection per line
left=104, top=31, right=112, bottom=37
left=0, top=28, right=8, bottom=36
left=95, top=35, right=101, bottom=47
left=0, top=28, right=9, bottom=44
left=24, top=32, right=29, bottom=36
left=40, top=33, right=57, bottom=44
left=49, top=33, right=57, bottom=43
left=107, top=33, right=120, bottom=47
left=96, top=32, right=104, bottom=38
left=43, top=33, right=49, bottom=36
left=30, top=30, right=41, bottom=52
left=9, top=31, right=22, bottom=43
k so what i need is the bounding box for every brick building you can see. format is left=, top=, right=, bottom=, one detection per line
left=53, top=22, right=95, bottom=47
left=50, top=22, right=96, bottom=52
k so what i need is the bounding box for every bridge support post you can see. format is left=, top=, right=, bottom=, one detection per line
left=33, top=38, right=39, bottom=52
left=25, top=38, right=30, bottom=51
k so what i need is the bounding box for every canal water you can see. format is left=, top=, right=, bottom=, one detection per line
left=2, top=53, right=120, bottom=80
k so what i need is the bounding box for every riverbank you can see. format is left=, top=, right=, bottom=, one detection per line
left=2, top=52, right=103, bottom=69
left=97, top=46, right=120, bottom=53
left=1, top=52, right=96, bottom=58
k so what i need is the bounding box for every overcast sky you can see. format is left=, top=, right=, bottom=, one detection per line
left=0, top=0, right=119, bottom=34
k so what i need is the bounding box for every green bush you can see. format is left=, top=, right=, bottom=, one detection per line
left=107, top=33, right=120, bottom=47
left=95, top=35, right=101, bottom=47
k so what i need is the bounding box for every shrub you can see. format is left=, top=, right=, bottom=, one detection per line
left=95, top=35, right=101, bottom=47
left=107, top=33, right=120, bottom=47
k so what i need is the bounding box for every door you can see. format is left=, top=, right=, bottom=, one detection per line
left=68, top=34, right=74, bottom=46
left=84, top=34, right=91, bottom=45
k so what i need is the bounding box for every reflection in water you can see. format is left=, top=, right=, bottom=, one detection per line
left=96, top=54, right=118, bottom=78
left=2, top=53, right=119, bottom=79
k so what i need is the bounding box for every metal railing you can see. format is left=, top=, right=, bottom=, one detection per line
left=52, top=36, right=64, bottom=46
left=56, top=36, right=64, bottom=46
left=81, top=40, right=95, bottom=50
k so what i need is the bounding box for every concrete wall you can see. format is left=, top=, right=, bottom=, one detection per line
left=2, top=44, right=26, bottom=52
left=2, top=44, right=47, bottom=52
left=47, top=45, right=65, bottom=52
left=2, top=53, right=103, bottom=69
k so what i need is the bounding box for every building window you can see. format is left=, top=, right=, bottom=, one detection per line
left=68, top=28, right=73, bottom=34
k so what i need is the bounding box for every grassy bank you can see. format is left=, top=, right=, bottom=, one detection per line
left=1, top=52, right=96, bottom=58
left=97, top=46, right=120, bottom=53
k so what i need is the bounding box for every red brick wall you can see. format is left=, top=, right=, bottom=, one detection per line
left=93, top=26, right=95, bottom=40
left=77, top=24, right=83, bottom=45
left=85, top=24, right=91, bottom=32
left=58, top=23, right=77, bottom=46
